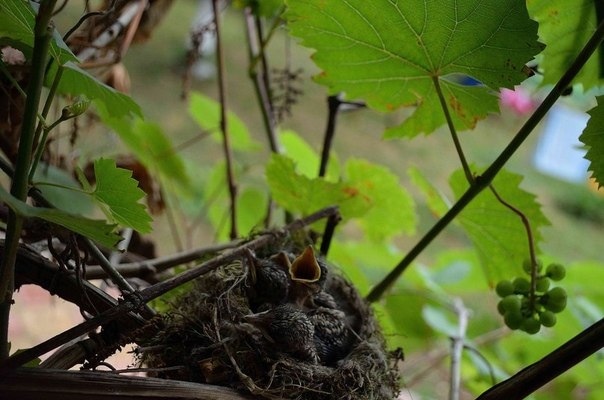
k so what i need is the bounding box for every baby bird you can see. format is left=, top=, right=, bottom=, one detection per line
left=243, top=304, right=318, bottom=363
left=287, top=246, right=327, bottom=309
left=247, top=252, right=290, bottom=309
left=308, top=306, right=351, bottom=365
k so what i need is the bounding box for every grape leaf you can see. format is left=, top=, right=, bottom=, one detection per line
left=280, top=129, right=340, bottom=180
left=203, top=161, right=268, bottom=240
left=266, top=154, right=368, bottom=217
left=0, top=185, right=120, bottom=248
left=96, top=108, right=194, bottom=199
left=0, top=1, right=140, bottom=118
left=286, top=0, right=542, bottom=137
left=91, top=158, right=153, bottom=234
left=0, top=0, right=77, bottom=64
left=579, top=96, right=604, bottom=188
left=53, top=63, right=141, bottom=118
left=32, top=163, right=95, bottom=216
left=450, top=168, right=550, bottom=282
left=345, top=158, right=416, bottom=240
left=408, top=166, right=450, bottom=217
left=188, top=92, right=261, bottom=151
left=527, top=0, right=602, bottom=89
left=266, top=154, right=415, bottom=240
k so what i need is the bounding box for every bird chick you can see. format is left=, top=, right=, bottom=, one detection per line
left=308, top=307, right=351, bottom=365
left=243, top=304, right=318, bottom=363
left=247, top=252, right=290, bottom=310
left=287, top=246, right=327, bottom=310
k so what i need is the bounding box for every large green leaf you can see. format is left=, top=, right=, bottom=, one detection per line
left=90, top=158, right=153, bottom=234
left=527, top=0, right=602, bottom=89
left=188, top=92, right=260, bottom=151
left=266, top=154, right=367, bottom=217
left=408, top=166, right=450, bottom=217
left=32, top=163, right=95, bottom=216
left=280, top=129, right=340, bottom=180
left=0, top=185, right=120, bottom=248
left=266, top=154, right=416, bottom=240
left=203, top=161, right=268, bottom=240
left=450, top=168, right=550, bottom=282
left=97, top=108, right=194, bottom=199
left=579, top=96, right=604, bottom=188
left=286, top=0, right=542, bottom=137
left=0, top=0, right=77, bottom=64
left=0, top=0, right=139, bottom=117
left=345, top=159, right=416, bottom=239
left=54, top=63, right=141, bottom=118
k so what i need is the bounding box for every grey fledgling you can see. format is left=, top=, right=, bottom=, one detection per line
left=243, top=304, right=319, bottom=363
left=308, top=306, right=351, bottom=365
left=247, top=252, right=291, bottom=309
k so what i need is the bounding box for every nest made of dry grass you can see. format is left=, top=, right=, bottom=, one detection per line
left=138, top=245, right=400, bottom=400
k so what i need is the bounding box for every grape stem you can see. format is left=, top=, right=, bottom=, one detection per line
left=488, top=185, right=538, bottom=310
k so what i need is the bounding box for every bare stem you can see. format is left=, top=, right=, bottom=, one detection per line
left=366, top=18, right=604, bottom=303
left=213, top=0, right=238, bottom=240
left=488, top=185, right=538, bottom=307
left=449, top=298, right=470, bottom=400
left=244, top=7, right=279, bottom=153
left=319, top=95, right=341, bottom=177
left=432, top=76, right=473, bottom=183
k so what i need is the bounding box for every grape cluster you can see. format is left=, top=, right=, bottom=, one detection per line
left=495, top=261, right=567, bottom=334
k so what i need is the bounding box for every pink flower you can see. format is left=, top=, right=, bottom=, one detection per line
left=500, top=88, right=536, bottom=115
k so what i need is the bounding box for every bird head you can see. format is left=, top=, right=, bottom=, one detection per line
left=288, top=246, right=325, bottom=309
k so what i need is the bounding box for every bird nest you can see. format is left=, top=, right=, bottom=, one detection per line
left=138, top=244, right=400, bottom=399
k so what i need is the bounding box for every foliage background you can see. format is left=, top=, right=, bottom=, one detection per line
left=3, top=1, right=604, bottom=399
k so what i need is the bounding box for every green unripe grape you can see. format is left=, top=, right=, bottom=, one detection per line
left=522, top=258, right=543, bottom=275
left=513, top=277, right=531, bottom=294
left=539, top=310, right=557, bottom=327
left=546, top=263, right=566, bottom=281
left=543, top=287, right=567, bottom=313
left=496, top=280, right=515, bottom=298
left=497, top=301, right=505, bottom=315
left=500, top=295, right=522, bottom=313
left=521, top=317, right=541, bottom=334
left=535, top=277, right=551, bottom=293
left=504, top=311, right=523, bottom=330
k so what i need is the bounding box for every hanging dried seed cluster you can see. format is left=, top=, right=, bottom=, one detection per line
left=138, top=244, right=400, bottom=399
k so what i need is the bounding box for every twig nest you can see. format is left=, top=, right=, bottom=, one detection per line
left=140, top=245, right=400, bottom=399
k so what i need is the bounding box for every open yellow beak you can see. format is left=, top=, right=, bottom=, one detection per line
left=289, top=245, right=321, bottom=283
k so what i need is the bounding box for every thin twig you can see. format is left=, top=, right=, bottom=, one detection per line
left=319, top=95, right=341, bottom=178
left=319, top=210, right=342, bottom=256
left=82, top=241, right=243, bottom=281
left=449, top=298, right=469, bottom=400
left=244, top=8, right=279, bottom=153
left=62, top=0, right=118, bottom=42
left=213, top=0, right=238, bottom=240
left=366, top=18, right=604, bottom=303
